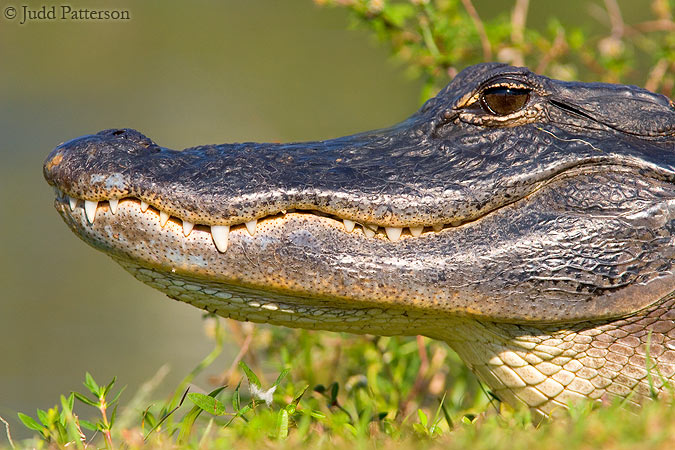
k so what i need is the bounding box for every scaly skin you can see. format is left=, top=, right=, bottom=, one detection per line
left=43, top=63, right=675, bottom=417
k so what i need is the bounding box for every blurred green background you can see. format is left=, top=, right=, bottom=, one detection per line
left=0, top=0, right=659, bottom=439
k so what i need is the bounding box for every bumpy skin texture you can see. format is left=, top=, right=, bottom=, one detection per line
left=43, top=63, right=675, bottom=417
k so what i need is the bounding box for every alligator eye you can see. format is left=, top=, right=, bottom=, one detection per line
left=480, top=87, right=530, bottom=115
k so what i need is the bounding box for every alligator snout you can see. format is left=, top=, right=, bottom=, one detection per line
left=44, top=128, right=160, bottom=198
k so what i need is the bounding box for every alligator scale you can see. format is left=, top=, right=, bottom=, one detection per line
left=44, top=64, right=675, bottom=417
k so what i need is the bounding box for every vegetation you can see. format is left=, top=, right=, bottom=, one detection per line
left=5, top=317, right=675, bottom=449
left=5, top=1, right=674, bottom=449
left=316, top=0, right=675, bottom=100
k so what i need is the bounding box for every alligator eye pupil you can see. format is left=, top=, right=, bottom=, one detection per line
left=481, top=87, right=529, bottom=115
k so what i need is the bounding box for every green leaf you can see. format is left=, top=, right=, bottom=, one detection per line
left=83, top=372, right=100, bottom=395
left=110, top=385, right=126, bottom=406
left=417, top=409, right=428, bottom=428
left=142, top=409, right=156, bottom=429
left=413, top=423, right=427, bottom=435
left=238, top=360, right=261, bottom=388
left=310, top=410, right=326, bottom=419
left=110, top=404, right=119, bottom=428
left=55, top=420, right=69, bottom=444
left=178, top=387, right=225, bottom=444
left=62, top=393, right=75, bottom=413
left=238, top=403, right=252, bottom=416
left=17, top=413, right=44, bottom=432
left=59, top=395, right=71, bottom=424
left=232, top=381, right=241, bottom=412
left=439, top=394, right=454, bottom=429
left=73, top=391, right=98, bottom=407
left=461, top=414, right=477, bottom=425
left=276, top=409, right=289, bottom=439
left=36, top=408, right=49, bottom=427
left=292, top=384, right=310, bottom=407
left=329, top=382, right=339, bottom=405
left=103, top=376, right=117, bottom=396
left=187, top=393, right=226, bottom=416
left=274, top=368, right=291, bottom=386
left=176, top=404, right=203, bottom=444
left=80, top=420, right=98, bottom=431
left=47, top=406, right=60, bottom=424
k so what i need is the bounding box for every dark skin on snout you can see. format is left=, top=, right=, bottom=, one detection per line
left=44, top=63, right=675, bottom=417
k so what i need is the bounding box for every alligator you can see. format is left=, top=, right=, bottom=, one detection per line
left=44, top=63, right=675, bottom=418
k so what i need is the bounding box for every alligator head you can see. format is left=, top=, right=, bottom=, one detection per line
left=44, top=63, right=675, bottom=417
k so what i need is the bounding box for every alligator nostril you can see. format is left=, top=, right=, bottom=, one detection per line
left=96, top=128, right=162, bottom=153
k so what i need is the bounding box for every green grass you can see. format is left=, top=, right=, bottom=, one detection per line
left=4, top=316, right=675, bottom=450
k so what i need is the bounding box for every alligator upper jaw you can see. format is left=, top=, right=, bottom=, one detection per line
left=40, top=126, right=675, bottom=241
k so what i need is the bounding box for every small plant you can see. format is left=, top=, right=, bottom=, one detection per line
left=17, top=373, right=123, bottom=450
left=412, top=407, right=442, bottom=438
left=185, top=361, right=325, bottom=441
left=17, top=394, right=85, bottom=449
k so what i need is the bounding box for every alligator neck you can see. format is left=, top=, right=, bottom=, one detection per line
left=434, top=296, right=675, bottom=416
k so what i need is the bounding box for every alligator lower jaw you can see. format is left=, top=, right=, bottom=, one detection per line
left=51, top=188, right=462, bottom=335
left=52, top=187, right=459, bottom=308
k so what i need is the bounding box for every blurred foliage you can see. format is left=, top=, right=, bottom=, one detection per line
left=10, top=318, right=675, bottom=449
left=316, top=0, right=675, bottom=100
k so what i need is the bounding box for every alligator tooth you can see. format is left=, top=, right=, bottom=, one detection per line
left=245, top=219, right=257, bottom=236
left=211, top=225, right=230, bottom=252
left=432, top=224, right=443, bottom=232
left=108, top=199, right=119, bottom=214
left=363, top=224, right=376, bottom=238
left=84, top=200, right=98, bottom=223
left=183, top=220, right=194, bottom=236
left=159, top=210, right=170, bottom=227
left=68, top=196, right=77, bottom=211
left=409, top=226, right=424, bottom=237
left=140, top=201, right=149, bottom=212
left=343, top=219, right=355, bottom=232
left=385, top=227, right=403, bottom=242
